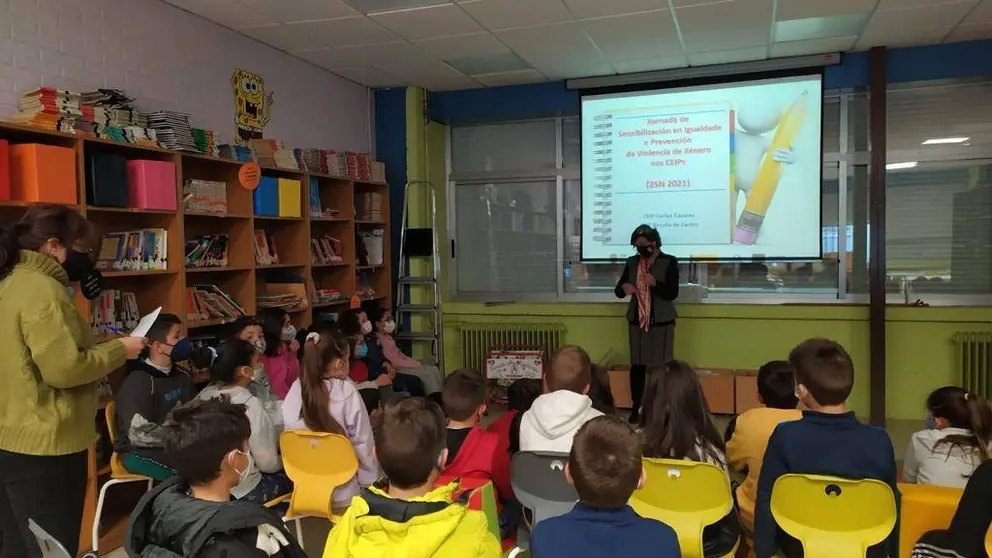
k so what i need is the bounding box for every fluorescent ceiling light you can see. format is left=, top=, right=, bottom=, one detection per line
left=922, top=137, right=969, bottom=145
left=886, top=162, right=918, bottom=170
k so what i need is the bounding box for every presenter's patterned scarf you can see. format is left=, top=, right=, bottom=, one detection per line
left=636, top=257, right=652, bottom=331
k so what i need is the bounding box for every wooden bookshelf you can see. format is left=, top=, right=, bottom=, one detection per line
left=0, top=122, right=391, bottom=555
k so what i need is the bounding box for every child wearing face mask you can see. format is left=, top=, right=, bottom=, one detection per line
left=115, top=313, right=194, bottom=480
left=258, top=308, right=300, bottom=400
left=340, top=308, right=397, bottom=414
left=281, top=325, right=378, bottom=510
left=125, top=398, right=307, bottom=557
left=230, top=315, right=283, bottom=428
left=197, top=339, right=292, bottom=503
left=370, top=306, right=445, bottom=399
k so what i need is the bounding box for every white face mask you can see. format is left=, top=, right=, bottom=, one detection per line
left=383, top=320, right=396, bottom=334
left=281, top=325, right=297, bottom=342
left=361, top=321, right=373, bottom=335
left=233, top=449, right=254, bottom=482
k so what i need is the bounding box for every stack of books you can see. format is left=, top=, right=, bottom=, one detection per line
left=218, top=144, right=254, bottom=162
left=251, top=139, right=298, bottom=169
left=326, top=152, right=348, bottom=177
left=298, top=148, right=330, bottom=174
left=10, top=87, right=82, bottom=132
left=185, top=234, right=229, bottom=268
left=90, top=289, right=140, bottom=337
left=311, top=235, right=344, bottom=265
left=313, top=287, right=344, bottom=305
left=95, top=229, right=168, bottom=271
left=253, top=230, right=279, bottom=266
left=346, top=152, right=373, bottom=181
left=257, top=292, right=304, bottom=310
left=183, top=179, right=227, bottom=215
left=193, top=128, right=218, bottom=156
left=356, top=191, right=383, bottom=221
left=145, top=111, right=197, bottom=151
left=186, top=284, right=246, bottom=323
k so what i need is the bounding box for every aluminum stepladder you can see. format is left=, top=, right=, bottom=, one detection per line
left=395, top=179, right=443, bottom=373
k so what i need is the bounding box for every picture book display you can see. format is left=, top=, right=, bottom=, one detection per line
left=254, top=230, right=279, bottom=265
left=96, top=229, right=168, bottom=271
left=311, top=234, right=344, bottom=265
left=90, top=289, right=140, bottom=337
left=185, top=234, right=229, bottom=268
left=185, top=284, right=246, bottom=323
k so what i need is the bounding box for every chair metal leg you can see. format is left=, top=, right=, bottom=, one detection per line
left=294, top=518, right=304, bottom=548
left=92, top=478, right=150, bottom=553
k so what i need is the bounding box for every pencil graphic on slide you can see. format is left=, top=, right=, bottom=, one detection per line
left=732, top=90, right=808, bottom=245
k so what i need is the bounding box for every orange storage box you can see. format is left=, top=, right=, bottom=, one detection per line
left=9, top=144, right=77, bottom=204
left=735, top=369, right=761, bottom=413
left=696, top=367, right=735, bottom=414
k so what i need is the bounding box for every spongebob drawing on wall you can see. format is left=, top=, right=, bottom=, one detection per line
left=232, top=68, right=274, bottom=146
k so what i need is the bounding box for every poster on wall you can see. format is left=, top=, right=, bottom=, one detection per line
left=231, top=68, right=274, bottom=146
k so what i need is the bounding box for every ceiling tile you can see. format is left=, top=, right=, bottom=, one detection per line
left=945, top=21, right=992, bottom=41
left=855, top=23, right=951, bottom=49
left=473, top=69, right=548, bottom=86
left=775, top=0, right=878, bottom=20
left=347, top=0, right=451, bottom=14
left=612, top=55, right=689, bottom=73
left=963, top=0, right=992, bottom=22
left=170, top=0, right=274, bottom=28
left=296, top=41, right=433, bottom=67
left=769, top=35, right=858, bottom=57
left=459, top=0, right=573, bottom=31
left=413, top=32, right=510, bottom=58
left=876, top=0, right=974, bottom=8
left=329, top=66, right=402, bottom=87
left=495, top=22, right=601, bottom=62
left=371, top=4, right=483, bottom=41
left=375, top=60, right=481, bottom=90
left=672, top=0, right=732, bottom=6
left=239, top=0, right=359, bottom=23
left=531, top=58, right=616, bottom=79
left=870, top=1, right=978, bottom=29
left=774, top=13, right=869, bottom=42
left=687, top=45, right=767, bottom=66
left=447, top=52, right=532, bottom=74
left=279, top=16, right=399, bottom=48
left=674, top=0, right=774, bottom=53
left=581, top=9, right=684, bottom=62
left=565, top=0, right=670, bottom=19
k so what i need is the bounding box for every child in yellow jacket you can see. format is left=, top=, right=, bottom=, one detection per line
left=323, top=397, right=501, bottom=558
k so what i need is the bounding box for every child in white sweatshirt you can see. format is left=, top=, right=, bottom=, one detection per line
left=520, top=345, right=603, bottom=454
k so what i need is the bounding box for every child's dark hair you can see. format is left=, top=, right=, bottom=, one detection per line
left=0, top=204, right=96, bottom=280
left=339, top=308, right=365, bottom=337
left=640, top=360, right=725, bottom=464
left=548, top=345, right=592, bottom=394
left=229, top=315, right=262, bottom=339
left=928, top=386, right=992, bottom=464
left=147, top=313, right=182, bottom=343
left=570, top=415, right=643, bottom=508
left=210, top=339, right=255, bottom=385
left=299, top=326, right=350, bottom=436
left=589, top=364, right=616, bottom=415
left=441, top=369, right=487, bottom=421
left=367, top=306, right=388, bottom=327
left=163, top=398, right=249, bottom=486
left=507, top=379, right=541, bottom=413
left=789, top=338, right=854, bottom=406
left=258, top=307, right=288, bottom=357
left=757, top=360, right=798, bottom=409
left=375, top=397, right=447, bottom=489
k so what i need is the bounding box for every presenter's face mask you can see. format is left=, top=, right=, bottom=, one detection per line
left=636, top=245, right=654, bottom=258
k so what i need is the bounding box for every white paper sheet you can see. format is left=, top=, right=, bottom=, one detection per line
left=129, top=307, right=162, bottom=338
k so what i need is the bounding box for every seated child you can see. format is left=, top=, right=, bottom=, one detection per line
left=640, top=360, right=740, bottom=557
left=125, top=398, right=306, bottom=558
left=530, top=415, right=680, bottom=558
left=441, top=369, right=512, bottom=502
left=726, top=360, right=802, bottom=532
left=903, top=385, right=992, bottom=489
left=755, top=338, right=898, bottom=558
left=489, top=378, right=541, bottom=457
left=115, top=313, right=193, bottom=480
left=281, top=326, right=377, bottom=509
left=197, top=339, right=292, bottom=504
left=341, top=308, right=425, bottom=401
left=258, top=307, right=300, bottom=400
left=230, top=315, right=282, bottom=427
left=912, top=458, right=992, bottom=558
left=370, top=306, right=445, bottom=398
left=520, top=345, right=603, bottom=453
left=323, top=397, right=502, bottom=558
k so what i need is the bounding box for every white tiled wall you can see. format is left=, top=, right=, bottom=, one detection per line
left=0, top=0, right=372, bottom=152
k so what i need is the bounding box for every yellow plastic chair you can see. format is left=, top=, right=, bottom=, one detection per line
left=897, top=482, right=962, bottom=558
left=985, top=523, right=992, bottom=557
left=629, top=458, right=740, bottom=558
left=279, top=430, right=359, bottom=546
left=467, top=481, right=501, bottom=544
left=92, top=402, right=154, bottom=555
left=770, top=474, right=896, bottom=558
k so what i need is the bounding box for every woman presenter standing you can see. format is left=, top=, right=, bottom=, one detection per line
left=614, top=224, right=679, bottom=422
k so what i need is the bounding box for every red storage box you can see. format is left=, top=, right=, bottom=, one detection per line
left=9, top=144, right=77, bottom=204
left=127, top=160, right=176, bottom=210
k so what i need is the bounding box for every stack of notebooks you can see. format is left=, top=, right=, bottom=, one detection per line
left=326, top=152, right=348, bottom=177
left=311, top=235, right=344, bottom=265
left=10, top=87, right=82, bottom=132
left=298, top=148, right=329, bottom=174
left=90, top=289, right=140, bottom=337
left=193, top=128, right=218, bottom=156
left=145, top=111, right=197, bottom=151
left=253, top=230, right=279, bottom=266
left=313, top=287, right=344, bottom=305
left=257, top=293, right=304, bottom=310
left=186, top=284, right=246, bottom=323
left=355, top=191, right=383, bottom=221
left=251, top=139, right=298, bottom=169
left=95, top=229, right=168, bottom=271
left=78, top=89, right=158, bottom=146
left=185, top=234, right=229, bottom=268
left=346, top=152, right=374, bottom=181
left=218, top=144, right=254, bottom=162
left=183, top=179, right=227, bottom=215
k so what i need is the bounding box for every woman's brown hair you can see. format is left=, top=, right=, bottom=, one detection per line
left=0, top=204, right=96, bottom=279
left=298, top=325, right=350, bottom=436
left=640, top=360, right=725, bottom=463
left=928, top=385, right=992, bottom=464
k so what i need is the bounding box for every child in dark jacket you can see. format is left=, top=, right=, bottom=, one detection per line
left=125, top=398, right=306, bottom=558
left=755, top=338, right=898, bottom=558
left=530, top=415, right=680, bottom=558
left=115, top=313, right=193, bottom=480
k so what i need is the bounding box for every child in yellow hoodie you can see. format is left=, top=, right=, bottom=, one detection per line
left=323, top=397, right=501, bottom=558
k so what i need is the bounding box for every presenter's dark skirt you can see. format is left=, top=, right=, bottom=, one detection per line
left=628, top=321, right=675, bottom=367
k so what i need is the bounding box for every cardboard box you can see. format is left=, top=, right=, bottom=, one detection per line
left=696, top=367, right=735, bottom=414
left=10, top=144, right=77, bottom=203
left=735, top=369, right=761, bottom=413
left=608, top=365, right=633, bottom=409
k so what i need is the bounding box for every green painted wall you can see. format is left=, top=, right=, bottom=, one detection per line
left=412, top=116, right=992, bottom=422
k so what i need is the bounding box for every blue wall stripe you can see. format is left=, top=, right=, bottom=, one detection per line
left=374, top=87, right=407, bottom=307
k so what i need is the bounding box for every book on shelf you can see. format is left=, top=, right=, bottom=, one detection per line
left=257, top=293, right=304, bottom=310
left=183, top=179, right=227, bottom=215
left=355, top=191, right=383, bottom=221
left=311, top=234, right=344, bottom=265
left=258, top=281, right=309, bottom=312
left=313, top=288, right=344, bottom=305
left=96, top=229, right=168, bottom=271
left=90, top=289, right=140, bottom=337
left=186, top=284, right=246, bottom=323
left=185, top=234, right=229, bottom=268
left=254, top=230, right=279, bottom=265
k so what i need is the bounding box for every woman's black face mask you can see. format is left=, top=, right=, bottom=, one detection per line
left=63, top=249, right=103, bottom=299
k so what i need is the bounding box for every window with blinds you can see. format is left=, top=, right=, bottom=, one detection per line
left=886, top=82, right=992, bottom=299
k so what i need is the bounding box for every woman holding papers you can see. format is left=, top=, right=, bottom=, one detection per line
left=614, top=224, right=679, bottom=423
left=0, top=204, right=147, bottom=557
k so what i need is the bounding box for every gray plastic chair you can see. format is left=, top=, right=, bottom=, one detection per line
left=28, top=519, right=89, bottom=558
left=510, top=451, right=578, bottom=527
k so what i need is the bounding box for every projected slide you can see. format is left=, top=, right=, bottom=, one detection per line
left=580, top=75, right=822, bottom=261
